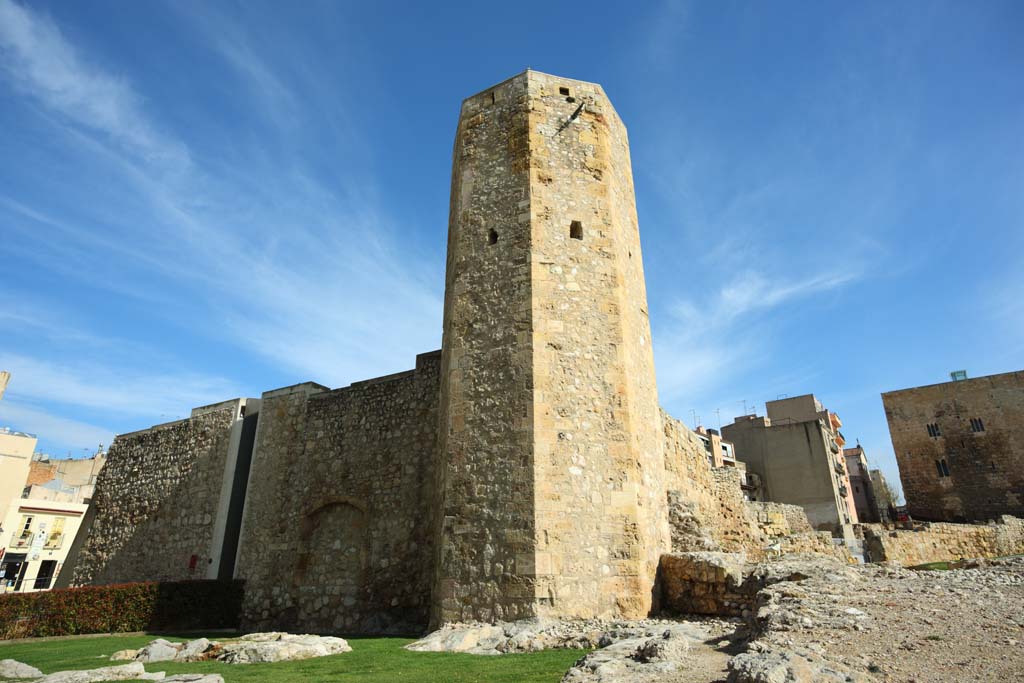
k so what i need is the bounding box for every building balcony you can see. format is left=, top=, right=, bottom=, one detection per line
left=830, top=412, right=842, bottom=429
left=43, top=533, right=63, bottom=550
left=9, top=532, right=33, bottom=549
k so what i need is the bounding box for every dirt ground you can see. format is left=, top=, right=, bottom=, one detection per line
left=746, top=556, right=1024, bottom=682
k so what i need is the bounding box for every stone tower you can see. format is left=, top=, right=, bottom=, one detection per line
left=433, top=71, right=669, bottom=625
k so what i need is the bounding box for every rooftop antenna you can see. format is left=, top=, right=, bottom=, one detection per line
left=715, top=408, right=722, bottom=429
left=689, top=409, right=697, bottom=427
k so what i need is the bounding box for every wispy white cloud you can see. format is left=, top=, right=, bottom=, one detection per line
left=0, top=402, right=113, bottom=455
left=0, top=0, right=443, bottom=404
left=0, top=0, right=189, bottom=169
left=654, top=267, right=860, bottom=406
left=0, top=353, right=241, bottom=419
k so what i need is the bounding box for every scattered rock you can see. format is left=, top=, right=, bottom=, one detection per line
left=134, top=639, right=182, bottom=663
left=560, top=623, right=709, bottom=682
left=216, top=633, right=351, bottom=663
left=112, top=633, right=350, bottom=666
left=162, top=676, right=224, bottom=683
left=0, top=659, right=43, bottom=679
left=175, top=638, right=212, bottom=662
left=727, top=647, right=862, bottom=683
left=37, top=662, right=164, bottom=683
left=108, top=650, right=138, bottom=662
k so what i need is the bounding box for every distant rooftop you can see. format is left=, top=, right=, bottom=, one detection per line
left=0, top=426, right=36, bottom=439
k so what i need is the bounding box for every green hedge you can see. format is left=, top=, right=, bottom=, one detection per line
left=0, top=580, right=244, bottom=639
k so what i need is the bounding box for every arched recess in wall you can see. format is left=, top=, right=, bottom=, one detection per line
left=293, top=500, right=368, bottom=628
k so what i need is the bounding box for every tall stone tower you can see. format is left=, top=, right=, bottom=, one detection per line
left=433, top=71, right=669, bottom=625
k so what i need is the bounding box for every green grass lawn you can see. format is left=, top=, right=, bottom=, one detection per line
left=0, top=633, right=587, bottom=682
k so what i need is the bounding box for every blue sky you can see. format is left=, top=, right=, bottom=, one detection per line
left=0, top=1, right=1021, bottom=499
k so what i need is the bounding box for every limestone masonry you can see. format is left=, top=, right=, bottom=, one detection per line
left=883, top=370, right=1024, bottom=522
left=66, top=72, right=882, bottom=634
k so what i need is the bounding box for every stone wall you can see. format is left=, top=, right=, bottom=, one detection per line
left=659, top=552, right=753, bottom=618
left=433, top=70, right=670, bottom=625
left=663, top=413, right=764, bottom=556
left=882, top=370, right=1024, bottom=522
left=237, top=352, right=440, bottom=635
left=70, top=401, right=242, bottom=585
left=862, top=516, right=1024, bottom=566
left=432, top=72, right=538, bottom=625
left=746, top=501, right=814, bottom=537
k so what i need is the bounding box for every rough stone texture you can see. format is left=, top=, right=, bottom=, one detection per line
left=70, top=401, right=241, bottom=585
left=861, top=515, right=1024, bottom=565
left=214, top=632, right=352, bottom=663
left=236, top=353, right=440, bottom=635
left=0, top=659, right=43, bottom=679
left=661, top=419, right=846, bottom=564
left=134, top=639, right=181, bottom=663
left=559, top=624, right=707, bottom=683
left=727, top=647, right=863, bottom=683
left=406, top=618, right=689, bottom=655
left=744, top=556, right=1024, bottom=682
left=36, top=662, right=162, bottom=683
left=432, top=70, right=670, bottom=626
left=67, top=70, right=855, bottom=637
left=882, top=370, right=1024, bottom=522
left=114, top=634, right=351, bottom=665
left=663, top=415, right=761, bottom=555
left=659, top=553, right=752, bottom=618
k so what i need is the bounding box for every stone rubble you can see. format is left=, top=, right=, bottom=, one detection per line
left=405, top=617, right=730, bottom=656
left=0, top=659, right=43, bottom=679
left=0, top=659, right=225, bottom=683
left=110, top=632, right=351, bottom=665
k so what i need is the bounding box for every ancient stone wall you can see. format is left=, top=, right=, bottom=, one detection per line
left=432, top=72, right=538, bottom=624
left=883, top=370, right=1024, bottom=522
left=526, top=71, right=668, bottom=621
left=746, top=502, right=815, bottom=537
left=662, top=413, right=762, bottom=555
left=70, top=401, right=241, bottom=585
left=433, top=70, right=671, bottom=625
left=237, top=352, right=440, bottom=635
left=862, top=516, right=1024, bottom=566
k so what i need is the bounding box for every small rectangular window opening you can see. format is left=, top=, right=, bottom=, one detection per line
left=935, top=459, right=950, bottom=478
left=570, top=221, right=583, bottom=240
left=559, top=86, right=570, bottom=96
left=970, top=417, right=985, bottom=432
left=926, top=423, right=941, bottom=438
left=488, top=229, right=498, bottom=245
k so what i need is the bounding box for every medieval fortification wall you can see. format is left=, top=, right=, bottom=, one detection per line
left=70, top=400, right=246, bottom=585
left=68, top=71, right=845, bottom=635
left=237, top=352, right=440, bottom=635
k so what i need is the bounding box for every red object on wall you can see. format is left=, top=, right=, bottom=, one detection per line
left=189, top=554, right=198, bottom=572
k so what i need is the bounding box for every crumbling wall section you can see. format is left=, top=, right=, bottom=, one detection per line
left=237, top=352, right=440, bottom=635
left=70, top=402, right=239, bottom=585
left=862, top=515, right=1024, bottom=565
left=662, top=412, right=763, bottom=556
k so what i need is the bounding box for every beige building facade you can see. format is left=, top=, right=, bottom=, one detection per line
left=0, top=427, right=37, bottom=538
left=1, top=499, right=88, bottom=592
left=722, top=395, right=855, bottom=539
left=883, top=370, right=1024, bottom=522
left=843, top=445, right=881, bottom=523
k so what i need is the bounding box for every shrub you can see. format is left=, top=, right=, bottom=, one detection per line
left=0, top=579, right=243, bottom=639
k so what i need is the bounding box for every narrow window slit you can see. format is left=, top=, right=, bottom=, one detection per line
left=488, top=229, right=498, bottom=245
left=570, top=221, right=583, bottom=240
